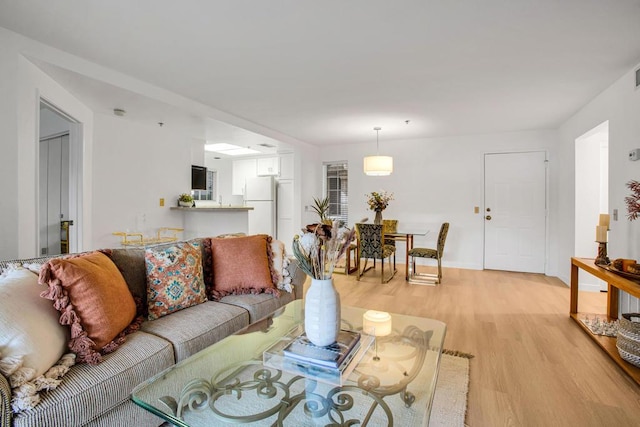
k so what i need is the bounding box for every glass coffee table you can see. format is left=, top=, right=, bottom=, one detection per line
left=131, top=300, right=446, bottom=426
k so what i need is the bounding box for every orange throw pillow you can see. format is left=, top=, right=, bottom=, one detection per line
left=210, top=234, right=279, bottom=300
left=39, top=251, right=139, bottom=364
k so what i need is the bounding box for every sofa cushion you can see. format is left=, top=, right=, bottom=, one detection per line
left=105, top=248, right=147, bottom=312
left=220, top=292, right=296, bottom=323
left=107, top=238, right=207, bottom=318
left=39, top=252, right=139, bottom=365
left=11, top=331, right=173, bottom=427
left=210, top=234, right=279, bottom=300
left=140, top=301, right=249, bottom=362
left=145, top=241, right=207, bottom=320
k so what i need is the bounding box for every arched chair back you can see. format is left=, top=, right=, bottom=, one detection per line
left=356, top=223, right=396, bottom=284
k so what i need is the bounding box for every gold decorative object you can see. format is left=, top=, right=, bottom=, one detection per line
left=113, top=227, right=184, bottom=247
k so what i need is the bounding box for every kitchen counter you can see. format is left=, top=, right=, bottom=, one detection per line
left=170, top=206, right=253, bottom=211
left=171, top=205, right=252, bottom=238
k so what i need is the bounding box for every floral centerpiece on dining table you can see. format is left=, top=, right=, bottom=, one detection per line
left=292, top=222, right=356, bottom=346
left=366, top=190, right=394, bottom=225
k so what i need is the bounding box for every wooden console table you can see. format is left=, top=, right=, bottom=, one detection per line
left=570, top=257, right=640, bottom=384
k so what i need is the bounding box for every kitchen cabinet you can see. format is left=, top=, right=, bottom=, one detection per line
left=257, top=157, right=280, bottom=176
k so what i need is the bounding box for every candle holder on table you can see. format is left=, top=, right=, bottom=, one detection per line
left=595, top=241, right=610, bottom=266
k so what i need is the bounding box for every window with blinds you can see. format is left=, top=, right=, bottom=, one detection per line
left=325, top=162, right=348, bottom=225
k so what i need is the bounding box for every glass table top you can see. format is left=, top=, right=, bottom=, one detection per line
left=131, top=300, right=446, bottom=426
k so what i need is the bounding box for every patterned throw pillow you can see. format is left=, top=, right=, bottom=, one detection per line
left=145, top=241, right=207, bottom=320
left=39, top=252, right=140, bottom=365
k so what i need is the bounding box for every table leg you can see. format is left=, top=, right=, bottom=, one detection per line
left=570, top=262, right=578, bottom=315
left=405, top=234, right=413, bottom=281
left=607, top=283, right=619, bottom=320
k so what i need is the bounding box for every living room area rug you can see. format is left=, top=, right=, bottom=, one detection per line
left=429, top=351, right=472, bottom=427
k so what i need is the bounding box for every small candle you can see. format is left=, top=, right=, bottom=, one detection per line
left=363, top=310, right=392, bottom=337
left=599, top=214, right=610, bottom=228
left=596, top=225, right=608, bottom=243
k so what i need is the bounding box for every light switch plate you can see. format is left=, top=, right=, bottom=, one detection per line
left=474, top=206, right=479, bottom=214
left=159, top=198, right=165, bottom=207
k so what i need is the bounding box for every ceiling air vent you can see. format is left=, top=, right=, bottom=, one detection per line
left=636, top=67, right=640, bottom=89
left=257, top=143, right=276, bottom=148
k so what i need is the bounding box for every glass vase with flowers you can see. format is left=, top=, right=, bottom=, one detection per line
left=366, top=191, right=394, bottom=225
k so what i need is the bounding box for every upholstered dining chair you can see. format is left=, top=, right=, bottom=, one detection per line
left=382, top=219, right=399, bottom=247
left=356, top=223, right=396, bottom=284
left=407, top=222, right=450, bottom=285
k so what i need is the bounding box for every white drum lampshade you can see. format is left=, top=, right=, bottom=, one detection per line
left=363, top=310, right=392, bottom=336
left=363, top=155, right=393, bottom=176
left=363, top=127, right=393, bottom=176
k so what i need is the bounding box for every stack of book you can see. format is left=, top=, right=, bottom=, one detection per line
left=282, top=330, right=361, bottom=372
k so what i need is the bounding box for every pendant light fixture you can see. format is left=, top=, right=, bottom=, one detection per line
left=363, top=127, right=393, bottom=176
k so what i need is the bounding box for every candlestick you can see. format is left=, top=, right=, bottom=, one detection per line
left=598, top=214, right=610, bottom=228
left=363, top=310, right=392, bottom=361
left=595, top=242, right=610, bottom=266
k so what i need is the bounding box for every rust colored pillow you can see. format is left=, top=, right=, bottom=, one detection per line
left=39, top=251, right=140, bottom=364
left=210, top=234, right=280, bottom=300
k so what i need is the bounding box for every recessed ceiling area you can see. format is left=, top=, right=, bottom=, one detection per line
left=2, top=1, right=640, bottom=145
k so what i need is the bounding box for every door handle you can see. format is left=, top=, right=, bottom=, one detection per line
left=485, top=215, right=492, bottom=220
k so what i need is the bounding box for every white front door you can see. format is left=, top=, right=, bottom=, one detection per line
left=484, top=151, right=547, bottom=273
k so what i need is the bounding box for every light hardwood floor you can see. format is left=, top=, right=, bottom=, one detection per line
left=317, top=264, right=640, bottom=426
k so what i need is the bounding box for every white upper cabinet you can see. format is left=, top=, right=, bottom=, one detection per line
left=257, top=157, right=280, bottom=176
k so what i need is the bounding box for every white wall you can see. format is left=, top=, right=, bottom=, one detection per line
left=91, top=114, right=189, bottom=249
left=321, top=130, right=560, bottom=272
left=558, top=63, right=640, bottom=312
left=0, top=27, right=95, bottom=259
left=0, top=33, right=20, bottom=259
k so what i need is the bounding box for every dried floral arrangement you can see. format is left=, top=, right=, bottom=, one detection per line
left=625, top=180, right=640, bottom=220
left=292, top=222, right=356, bottom=279
left=366, top=191, right=394, bottom=212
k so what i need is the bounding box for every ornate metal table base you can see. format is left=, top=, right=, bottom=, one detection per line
left=158, top=326, right=432, bottom=426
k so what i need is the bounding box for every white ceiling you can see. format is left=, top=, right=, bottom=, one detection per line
left=2, top=0, right=640, bottom=147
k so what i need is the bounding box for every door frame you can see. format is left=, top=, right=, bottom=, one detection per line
left=482, top=149, right=549, bottom=274
left=38, top=97, right=83, bottom=254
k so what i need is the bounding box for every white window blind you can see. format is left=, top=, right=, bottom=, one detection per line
left=325, top=162, right=348, bottom=225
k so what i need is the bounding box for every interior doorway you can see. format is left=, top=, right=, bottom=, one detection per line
left=574, top=121, right=609, bottom=291
left=39, top=100, right=81, bottom=256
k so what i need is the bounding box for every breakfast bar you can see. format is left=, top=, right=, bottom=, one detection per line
left=171, top=205, right=253, bottom=239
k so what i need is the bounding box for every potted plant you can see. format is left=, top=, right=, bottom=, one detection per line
left=311, top=196, right=331, bottom=224
left=178, top=193, right=194, bottom=207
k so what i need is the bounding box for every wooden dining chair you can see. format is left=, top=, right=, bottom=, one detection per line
left=407, top=222, right=449, bottom=285
left=356, top=223, right=396, bottom=284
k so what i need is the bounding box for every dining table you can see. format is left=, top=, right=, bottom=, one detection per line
left=384, top=228, right=429, bottom=280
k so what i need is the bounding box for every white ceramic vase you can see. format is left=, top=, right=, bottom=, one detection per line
left=304, top=278, right=341, bottom=347
left=178, top=201, right=192, bottom=207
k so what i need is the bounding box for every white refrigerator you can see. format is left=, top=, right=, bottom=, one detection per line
left=245, top=176, right=277, bottom=236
